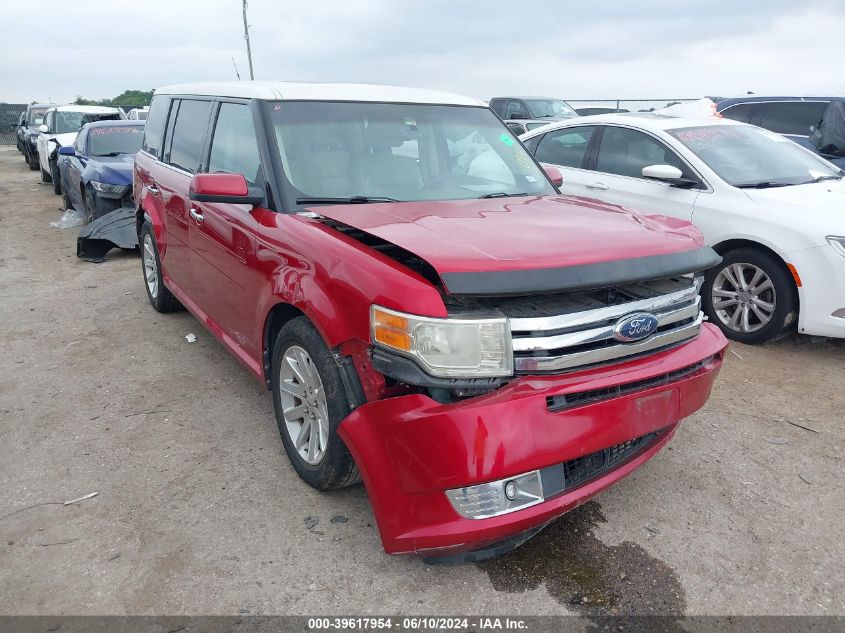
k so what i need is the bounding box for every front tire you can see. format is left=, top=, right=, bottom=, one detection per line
left=84, top=187, right=97, bottom=223
left=139, top=222, right=182, bottom=313
left=271, top=317, right=359, bottom=491
left=51, top=161, right=62, bottom=195
left=40, top=165, right=51, bottom=183
left=702, top=247, right=797, bottom=344
left=26, top=148, right=38, bottom=170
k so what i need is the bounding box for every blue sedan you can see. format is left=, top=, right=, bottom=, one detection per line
left=58, top=120, right=144, bottom=222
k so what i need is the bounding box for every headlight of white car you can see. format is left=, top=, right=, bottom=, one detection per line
left=827, top=236, right=845, bottom=258
left=371, top=305, right=513, bottom=377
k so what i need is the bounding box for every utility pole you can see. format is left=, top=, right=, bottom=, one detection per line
left=242, top=0, right=255, bottom=80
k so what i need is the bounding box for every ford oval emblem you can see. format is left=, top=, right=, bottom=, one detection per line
left=613, top=313, right=659, bottom=343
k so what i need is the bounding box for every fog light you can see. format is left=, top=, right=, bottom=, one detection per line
left=445, top=470, right=544, bottom=519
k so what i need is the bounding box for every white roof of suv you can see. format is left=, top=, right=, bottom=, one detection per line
left=155, top=81, right=484, bottom=107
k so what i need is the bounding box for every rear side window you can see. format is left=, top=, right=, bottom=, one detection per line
left=489, top=99, right=506, bottom=118
left=208, top=103, right=262, bottom=184
left=142, top=96, right=170, bottom=158
left=756, top=101, right=829, bottom=136
left=535, top=126, right=596, bottom=168
left=168, top=99, right=213, bottom=173
left=719, top=102, right=756, bottom=124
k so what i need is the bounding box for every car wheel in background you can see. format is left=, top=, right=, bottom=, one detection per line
left=702, top=247, right=797, bottom=344
left=139, top=222, right=182, bottom=313
left=271, top=317, right=360, bottom=491
left=50, top=161, right=62, bottom=196
left=40, top=166, right=51, bottom=183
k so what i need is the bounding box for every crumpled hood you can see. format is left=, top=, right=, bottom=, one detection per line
left=311, top=195, right=717, bottom=295
left=49, top=132, right=78, bottom=148
left=85, top=154, right=135, bottom=186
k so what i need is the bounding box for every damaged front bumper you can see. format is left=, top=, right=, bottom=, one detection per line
left=338, top=323, right=726, bottom=558
left=77, top=206, right=138, bottom=262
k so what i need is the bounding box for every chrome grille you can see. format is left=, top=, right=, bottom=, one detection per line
left=511, top=277, right=703, bottom=374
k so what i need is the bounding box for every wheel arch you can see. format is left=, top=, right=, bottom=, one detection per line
left=262, top=302, right=308, bottom=388
left=710, top=237, right=801, bottom=313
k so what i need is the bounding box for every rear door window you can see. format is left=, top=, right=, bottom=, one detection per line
left=719, top=102, right=756, bottom=124
left=167, top=99, right=213, bottom=173
left=535, top=126, right=596, bottom=168
left=756, top=101, right=829, bottom=136
left=505, top=100, right=530, bottom=119
left=208, top=103, right=262, bottom=184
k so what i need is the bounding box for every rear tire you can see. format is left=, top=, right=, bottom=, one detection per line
left=51, top=161, right=62, bottom=195
left=702, top=247, right=796, bottom=344
left=271, top=317, right=359, bottom=491
left=139, top=222, right=182, bottom=313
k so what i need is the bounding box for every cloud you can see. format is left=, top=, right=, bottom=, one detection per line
left=1, top=0, right=843, bottom=103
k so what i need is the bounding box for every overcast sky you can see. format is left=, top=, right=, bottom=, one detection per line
left=2, top=0, right=843, bottom=104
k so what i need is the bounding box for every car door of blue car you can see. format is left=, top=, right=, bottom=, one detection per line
left=62, top=129, right=88, bottom=212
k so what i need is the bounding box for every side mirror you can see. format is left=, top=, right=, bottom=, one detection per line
left=38, top=124, right=49, bottom=134
left=189, top=173, right=263, bottom=206
left=542, top=164, right=564, bottom=187
left=642, top=164, right=698, bottom=188
left=58, top=146, right=75, bottom=156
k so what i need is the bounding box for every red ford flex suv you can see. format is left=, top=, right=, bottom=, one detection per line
left=134, top=81, right=727, bottom=562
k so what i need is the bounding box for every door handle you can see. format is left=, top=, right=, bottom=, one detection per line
left=585, top=182, right=609, bottom=190
left=189, top=207, right=204, bottom=223
left=147, top=184, right=160, bottom=196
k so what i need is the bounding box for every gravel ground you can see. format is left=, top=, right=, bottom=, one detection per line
left=0, top=145, right=843, bottom=616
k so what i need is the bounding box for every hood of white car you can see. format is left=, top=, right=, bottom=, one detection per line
left=49, top=132, right=78, bottom=147
left=745, top=179, right=845, bottom=214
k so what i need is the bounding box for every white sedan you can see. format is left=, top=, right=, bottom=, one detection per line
left=520, top=114, right=845, bottom=343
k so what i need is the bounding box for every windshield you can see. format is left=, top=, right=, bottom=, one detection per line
left=27, top=108, right=47, bottom=126
left=268, top=101, right=555, bottom=205
left=668, top=125, right=842, bottom=187
left=54, top=111, right=121, bottom=134
left=87, top=125, right=144, bottom=156
left=525, top=99, right=576, bottom=119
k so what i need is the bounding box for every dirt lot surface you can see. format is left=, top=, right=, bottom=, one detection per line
left=0, top=145, right=843, bottom=617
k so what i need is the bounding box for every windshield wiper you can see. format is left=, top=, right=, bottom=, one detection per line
left=94, top=152, right=126, bottom=157
left=479, top=192, right=529, bottom=199
left=735, top=181, right=795, bottom=189
left=803, top=174, right=844, bottom=184
left=296, top=196, right=400, bottom=205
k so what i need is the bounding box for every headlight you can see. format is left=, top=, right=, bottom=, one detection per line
left=91, top=181, right=130, bottom=196
left=827, top=236, right=845, bottom=258
left=371, top=305, right=513, bottom=378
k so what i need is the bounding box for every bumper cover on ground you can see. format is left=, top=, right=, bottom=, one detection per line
left=76, top=206, right=138, bottom=263
left=338, top=323, right=726, bottom=556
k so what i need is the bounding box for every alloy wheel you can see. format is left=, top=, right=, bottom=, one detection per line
left=142, top=234, right=159, bottom=299
left=278, top=345, right=329, bottom=465
left=711, top=262, right=776, bottom=334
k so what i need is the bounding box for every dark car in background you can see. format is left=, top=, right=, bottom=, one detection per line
left=18, top=103, right=54, bottom=170
left=58, top=120, right=144, bottom=221
left=489, top=96, right=578, bottom=130
left=715, top=96, right=845, bottom=168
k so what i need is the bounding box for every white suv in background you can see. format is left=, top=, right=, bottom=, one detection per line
left=36, top=105, right=123, bottom=194
left=519, top=113, right=845, bottom=343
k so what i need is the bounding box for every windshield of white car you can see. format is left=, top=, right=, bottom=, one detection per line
left=525, top=99, right=576, bottom=118
left=27, top=109, right=47, bottom=126
left=54, top=111, right=121, bottom=134
left=668, top=125, right=841, bottom=187
left=87, top=125, right=144, bottom=156
left=268, top=101, right=554, bottom=205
